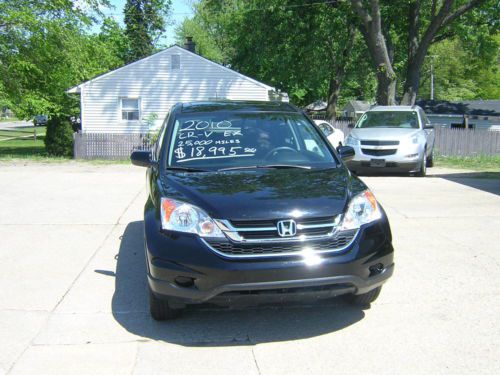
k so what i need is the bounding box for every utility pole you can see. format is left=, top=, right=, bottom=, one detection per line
left=429, top=55, right=437, bottom=100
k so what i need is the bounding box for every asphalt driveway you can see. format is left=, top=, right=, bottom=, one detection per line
left=0, top=162, right=498, bottom=374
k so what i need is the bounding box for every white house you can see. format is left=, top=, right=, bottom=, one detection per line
left=68, top=41, right=287, bottom=134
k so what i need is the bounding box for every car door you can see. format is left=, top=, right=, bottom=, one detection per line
left=419, top=109, right=435, bottom=154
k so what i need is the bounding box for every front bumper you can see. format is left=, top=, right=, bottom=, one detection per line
left=345, top=143, right=423, bottom=173
left=346, top=160, right=421, bottom=173
left=144, top=206, right=394, bottom=306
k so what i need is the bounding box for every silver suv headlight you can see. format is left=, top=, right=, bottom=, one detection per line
left=160, top=198, right=224, bottom=238
left=340, top=190, right=382, bottom=230
left=345, top=134, right=359, bottom=146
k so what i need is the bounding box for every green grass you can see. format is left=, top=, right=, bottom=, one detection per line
left=0, top=126, right=46, bottom=140
left=435, top=155, right=500, bottom=173
left=0, top=135, right=49, bottom=158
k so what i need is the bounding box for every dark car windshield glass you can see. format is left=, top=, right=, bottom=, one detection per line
left=166, top=112, right=336, bottom=170
left=356, top=111, right=419, bottom=129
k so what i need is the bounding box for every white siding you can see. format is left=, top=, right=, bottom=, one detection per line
left=79, top=46, right=277, bottom=133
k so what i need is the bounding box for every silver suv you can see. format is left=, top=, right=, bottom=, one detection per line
left=345, top=106, right=435, bottom=176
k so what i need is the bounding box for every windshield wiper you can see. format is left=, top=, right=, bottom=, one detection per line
left=218, top=164, right=311, bottom=172
left=167, top=166, right=208, bottom=172
left=260, top=164, right=312, bottom=170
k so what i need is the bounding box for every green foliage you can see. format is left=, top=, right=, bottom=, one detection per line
left=177, top=0, right=374, bottom=108
left=44, top=116, right=74, bottom=157
left=124, top=0, right=172, bottom=62
left=419, top=36, right=499, bottom=100
left=175, top=14, right=226, bottom=63
left=0, top=0, right=127, bottom=119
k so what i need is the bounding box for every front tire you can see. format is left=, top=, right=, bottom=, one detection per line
left=149, top=289, right=182, bottom=321
left=415, top=154, right=427, bottom=177
left=426, top=149, right=434, bottom=167
left=345, top=286, right=382, bottom=305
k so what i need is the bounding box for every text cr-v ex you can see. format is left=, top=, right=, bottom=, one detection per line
left=131, top=101, right=394, bottom=320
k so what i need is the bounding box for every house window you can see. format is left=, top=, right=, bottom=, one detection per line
left=121, top=98, right=140, bottom=121
left=171, top=54, right=180, bottom=70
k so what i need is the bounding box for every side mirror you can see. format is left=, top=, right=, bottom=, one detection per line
left=131, top=150, right=153, bottom=167
left=338, top=146, right=355, bottom=161
left=347, top=123, right=354, bottom=129
left=424, top=125, right=434, bottom=130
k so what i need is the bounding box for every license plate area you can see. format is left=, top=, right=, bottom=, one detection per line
left=370, top=159, right=386, bottom=167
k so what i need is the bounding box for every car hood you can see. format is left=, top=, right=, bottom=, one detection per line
left=160, top=168, right=366, bottom=220
left=350, top=127, right=419, bottom=141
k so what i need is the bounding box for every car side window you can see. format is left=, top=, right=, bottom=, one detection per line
left=153, top=113, right=170, bottom=161
left=295, top=119, right=325, bottom=157
left=419, top=109, right=430, bottom=128
left=319, top=122, right=333, bottom=136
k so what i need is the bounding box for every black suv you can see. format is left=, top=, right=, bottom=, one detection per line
left=131, top=101, right=394, bottom=320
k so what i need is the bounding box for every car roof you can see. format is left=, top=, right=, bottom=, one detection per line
left=369, top=105, right=421, bottom=112
left=179, top=100, right=299, bottom=114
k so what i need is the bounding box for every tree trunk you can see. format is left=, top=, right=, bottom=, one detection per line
left=350, top=0, right=397, bottom=105
left=401, top=62, right=420, bottom=105
left=326, top=78, right=341, bottom=122
left=376, top=68, right=397, bottom=105
left=325, top=24, right=355, bottom=121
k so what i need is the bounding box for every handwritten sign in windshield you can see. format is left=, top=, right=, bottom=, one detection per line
left=172, top=120, right=256, bottom=163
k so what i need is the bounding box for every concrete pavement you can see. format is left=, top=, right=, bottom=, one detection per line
left=0, top=162, right=498, bottom=374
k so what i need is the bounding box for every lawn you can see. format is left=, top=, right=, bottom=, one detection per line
left=435, top=155, right=500, bottom=173
left=0, top=135, right=48, bottom=158
left=0, top=126, right=46, bottom=140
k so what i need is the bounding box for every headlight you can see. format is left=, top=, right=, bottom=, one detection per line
left=160, top=198, right=224, bottom=238
left=345, top=135, right=359, bottom=146
left=340, top=190, right=382, bottom=230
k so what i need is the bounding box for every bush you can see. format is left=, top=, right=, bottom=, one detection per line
left=44, top=116, right=74, bottom=157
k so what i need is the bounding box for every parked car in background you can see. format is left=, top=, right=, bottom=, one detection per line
left=314, top=120, right=345, bottom=149
left=131, top=100, right=394, bottom=320
left=345, top=106, right=435, bottom=176
left=33, top=115, right=48, bottom=126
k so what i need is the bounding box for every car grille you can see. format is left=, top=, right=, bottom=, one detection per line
left=361, top=149, right=397, bottom=156
left=229, top=216, right=336, bottom=239
left=204, top=229, right=358, bottom=257
left=360, top=140, right=399, bottom=146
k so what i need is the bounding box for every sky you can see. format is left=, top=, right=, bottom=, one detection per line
left=97, top=0, right=195, bottom=46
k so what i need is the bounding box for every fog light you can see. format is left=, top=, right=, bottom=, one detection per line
left=174, top=276, right=195, bottom=287
left=405, top=153, right=418, bottom=158
left=369, top=263, right=384, bottom=276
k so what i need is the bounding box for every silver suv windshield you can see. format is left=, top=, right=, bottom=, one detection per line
left=166, top=112, right=337, bottom=170
left=356, top=111, right=419, bottom=129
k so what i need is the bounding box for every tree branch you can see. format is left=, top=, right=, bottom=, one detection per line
left=350, top=0, right=371, bottom=24
left=431, top=30, right=456, bottom=44
left=431, top=0, right=437, bottom=17
left=441, top=0, right=485, bottom=28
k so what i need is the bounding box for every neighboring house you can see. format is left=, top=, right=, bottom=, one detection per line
left=417, top=100, right=500, bottom=131
left=342, top=100, right=372, bottom=119
left=1, top=108, right=14, bottom=119
left=67, top=39, right=288, bottom=134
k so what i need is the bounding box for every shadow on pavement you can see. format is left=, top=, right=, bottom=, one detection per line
left=111, top=221, right=365, bottom=346
left=430, top=172, right=500, bottom=195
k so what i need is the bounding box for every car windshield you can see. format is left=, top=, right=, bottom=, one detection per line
left=356, top=111, right=419, bottom=129
left=166, top=112, right=337, bottom=170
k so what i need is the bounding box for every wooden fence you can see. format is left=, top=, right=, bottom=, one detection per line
left=74, top=123, right=499, bottom=159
